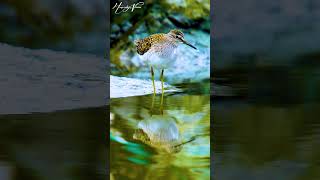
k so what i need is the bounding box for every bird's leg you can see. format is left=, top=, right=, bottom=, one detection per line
left=150, top=66, right=156, bottom=95
left=160, top=69, right=164, bottom=95
left=160, top=69, right=164, bottom=114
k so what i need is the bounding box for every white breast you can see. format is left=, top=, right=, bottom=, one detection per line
left=139, top=41, right=178, bottom=69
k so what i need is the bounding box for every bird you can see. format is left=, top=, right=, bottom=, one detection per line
left=134, top=29, right=197, bottom=100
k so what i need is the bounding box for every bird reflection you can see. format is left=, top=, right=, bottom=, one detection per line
left=133, top=96, right=195, bottom=153
left=133, top=116, right=182, bottom=153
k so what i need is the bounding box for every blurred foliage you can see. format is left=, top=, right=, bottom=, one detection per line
left=165, top=0, right=210, bottom=19
left=0, top=0, right=105, bottom=54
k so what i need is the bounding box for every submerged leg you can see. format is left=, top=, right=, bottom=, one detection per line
left=150, top=92, right=155, bottom=115
left=160, top=69, right=164, bottom=114
left=150, top=66, right=156, bottom=95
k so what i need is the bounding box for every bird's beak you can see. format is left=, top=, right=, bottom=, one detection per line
left=181, top=39, right=197, bottom=49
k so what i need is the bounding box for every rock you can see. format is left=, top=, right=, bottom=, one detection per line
left=110, top=75, right=179, bottom=98
left=0, top=43, right=106, bottom=114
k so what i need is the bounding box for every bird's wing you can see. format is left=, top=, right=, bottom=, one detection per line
left=135, top=34, right=165, bottom=55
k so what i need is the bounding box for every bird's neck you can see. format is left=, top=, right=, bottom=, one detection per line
left=163, top=34, right=179, bottom=46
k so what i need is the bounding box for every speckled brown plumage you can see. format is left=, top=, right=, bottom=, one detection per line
left=134, top=29, right=196, bottom=60
left=134, top=33, right=166, bottom=55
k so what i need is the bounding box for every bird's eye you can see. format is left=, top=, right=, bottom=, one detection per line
left=176, top=35, right=179, bottom=38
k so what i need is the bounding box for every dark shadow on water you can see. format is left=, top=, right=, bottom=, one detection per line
left=0, top=107, right=107, bottom=180
left=213, top=66, right=320, bottom=179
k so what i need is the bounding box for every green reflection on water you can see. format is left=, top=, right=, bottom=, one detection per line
left=214, top=101, right=320, bottom=179
left=110, top=94, right=210, bottom=180
left=127, top=157, right=149, bottom=165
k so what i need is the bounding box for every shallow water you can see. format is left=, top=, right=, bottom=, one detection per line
left=110, top=94, right=210, bottom=180
left=0, top=107, right=106, bottom=180
left=213, top=66, right=320, bottom=179
left=214, top=101, right=320, bottom=180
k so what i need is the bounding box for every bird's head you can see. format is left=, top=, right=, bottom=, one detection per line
left=168, top=29, right=197, bottom=49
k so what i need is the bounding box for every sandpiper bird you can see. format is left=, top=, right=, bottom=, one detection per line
left=134, top=29, right=197, bottom=97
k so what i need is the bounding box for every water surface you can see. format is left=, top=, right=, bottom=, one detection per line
left=0, top=107, right=106, bottom=180
left=213, top=67, right=320, bottom=179
left=110, top=94, right=210, bottom=180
